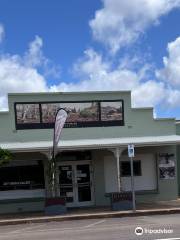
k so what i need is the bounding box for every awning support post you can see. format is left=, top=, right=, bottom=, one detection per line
left=109, top=147, right=125, bottom=192
left=116, top=148, right=121, bottom=192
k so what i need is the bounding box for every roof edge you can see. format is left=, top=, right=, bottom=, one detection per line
left=8, top=90, right=131, bottom=96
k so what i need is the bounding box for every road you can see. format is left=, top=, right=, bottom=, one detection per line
left=0, top=214, right=180, bottom=240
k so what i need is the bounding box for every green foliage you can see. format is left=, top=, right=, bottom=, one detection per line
left=80, top=109, right=95, bottom=118
left=46, top=157, right=58, bottom=197
left=0, top=148, right=12, bottom=166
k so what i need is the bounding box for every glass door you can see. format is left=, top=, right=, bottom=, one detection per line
left=76, top=164, right=92, bottom=204
left=59, top=165, right=74, bottom=204
left=58, top=161, right=94, bottom=207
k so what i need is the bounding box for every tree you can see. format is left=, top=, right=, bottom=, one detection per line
left=0, top=148, right=12, bottom=166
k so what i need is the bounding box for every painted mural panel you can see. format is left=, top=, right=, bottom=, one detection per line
left=61, top=102, right=99, bottom=122
left=101, top=101, right=123, bottom=121
left=42, top=103, right=61, bottom=123
left=16, top=104, right=40, bottom=124
left=15, top=100, right=124, bottom=129
left=42, top=102, right=99, bottom=123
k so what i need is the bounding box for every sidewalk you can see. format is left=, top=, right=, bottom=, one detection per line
left=0, top=199, right=180, bottom=226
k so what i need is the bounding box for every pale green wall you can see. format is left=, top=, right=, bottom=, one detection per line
left=134, top=145, right=178, bottom=202
left=92, top=150, right=110, bottom=206
left=0, top=91, right=178, bottom=213
left=0, top=199, right=44, bottom=214
left=92, top=145, right=179, bottom=206
left=0, top=145, right=178, bottom=213
left=102, top=145, right=178, bottom=204
left=0, top=91, right=176, bottom=143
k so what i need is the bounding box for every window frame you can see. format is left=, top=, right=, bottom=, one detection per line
left=120, top=160, right=142, bottom=177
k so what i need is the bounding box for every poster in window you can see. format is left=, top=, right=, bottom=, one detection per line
left=158, top=153, right=175, bottom=179
left=16, top=104, right=40, bottom=124
left=42, top=102, right=99, bottom=123
left=101, top=101, right=123, bottom=121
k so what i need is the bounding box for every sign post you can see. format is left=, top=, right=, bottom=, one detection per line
left=128, top=144, right=136, bottom=212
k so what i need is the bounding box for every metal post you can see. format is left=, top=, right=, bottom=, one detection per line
left=130, top=156, right=136, bottom=212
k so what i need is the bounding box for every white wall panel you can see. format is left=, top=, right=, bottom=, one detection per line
left=104, top=156, right=118, bottom=193
left=121, top=154, right=157, bottom=191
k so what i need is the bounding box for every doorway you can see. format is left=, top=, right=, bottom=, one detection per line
left=58, top=161, right=94, bottom=207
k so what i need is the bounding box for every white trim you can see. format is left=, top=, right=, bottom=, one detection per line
left=1, top=135, right=180, bottom=152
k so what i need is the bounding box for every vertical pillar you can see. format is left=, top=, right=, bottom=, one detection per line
left=109, top=147, right=125, bottom=193
left=116, top=148, right=121, bottom=192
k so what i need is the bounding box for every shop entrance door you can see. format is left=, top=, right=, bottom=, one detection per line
left=58, top=161, right=94, bottom=207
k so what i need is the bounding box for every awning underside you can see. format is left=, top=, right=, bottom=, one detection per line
left=1, top=135, right=180, bottom=152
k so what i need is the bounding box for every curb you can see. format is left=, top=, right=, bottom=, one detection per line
left=0, top=208, right=180, bottom=226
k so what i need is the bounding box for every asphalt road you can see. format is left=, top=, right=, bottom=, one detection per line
left=0, top=214, right=180, bottom=240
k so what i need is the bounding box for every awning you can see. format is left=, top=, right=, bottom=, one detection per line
left=0, top=135, right=180, bottom=152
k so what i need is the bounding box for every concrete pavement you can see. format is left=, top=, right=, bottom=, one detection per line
left=0, top=214, right=180, bottom=240
left=0, top=207, right=180, bottom=226
left=0, top=199, right=180, bottom=226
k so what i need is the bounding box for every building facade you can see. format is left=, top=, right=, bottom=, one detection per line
left=0, top=91, right=180, bottom=214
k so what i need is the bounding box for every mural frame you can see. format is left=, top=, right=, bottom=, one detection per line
left=14, top=99, right=124, bottom=130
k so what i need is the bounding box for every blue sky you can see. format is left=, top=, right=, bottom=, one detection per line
left=0, top=0, right=100, bottom=78
left=0, top=0, right=180, bottom=119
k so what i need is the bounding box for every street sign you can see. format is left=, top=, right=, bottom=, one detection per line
left=128, top=144, right=135, bottom=158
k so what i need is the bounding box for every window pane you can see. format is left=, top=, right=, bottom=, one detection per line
left=121, top=161, right=141, bottom=177
left=121, top=161, right=131, bottom=176
left=0, top=164, right=44, bottom=191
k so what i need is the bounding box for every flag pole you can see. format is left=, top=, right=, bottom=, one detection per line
left=51, top=108, right=68, bottom=198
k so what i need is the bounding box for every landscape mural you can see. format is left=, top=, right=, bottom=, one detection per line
left=15, top=100, right=123, bottom=128
left=16, top=104, right=40, bottom=124
left=41, top=103, right=61, bottom=123
left=100, top=101, right=123, bottom=121
left=42, top=102, right=99, bottom=123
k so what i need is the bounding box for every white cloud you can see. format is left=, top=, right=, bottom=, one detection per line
left=1, top=10, right=180, bottom=116
left=156, top=36, right=180, bottom=87
left=0, top=29, right=63, bottom=110
left=52, top=49, right=162, bottom=106
left=131, top=80, right=166, bottom=107
left=24, top=35, right=61, bottom=78
left=90, top=0, right=180, bottom=53
left=0, top=36, right=53, bottom=110
left=0, top=24, right=4, bottom=43
left=24, top=35, right=44, bottom=67
left=0, top=56, right=48, bottom=110
left=52, top=49, right=142, bottom=91
left=1, top=35, right=179, bottom=112
left=166, top=88, right=180, bottom=107
left=51, top=47, right=180, bottom=111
